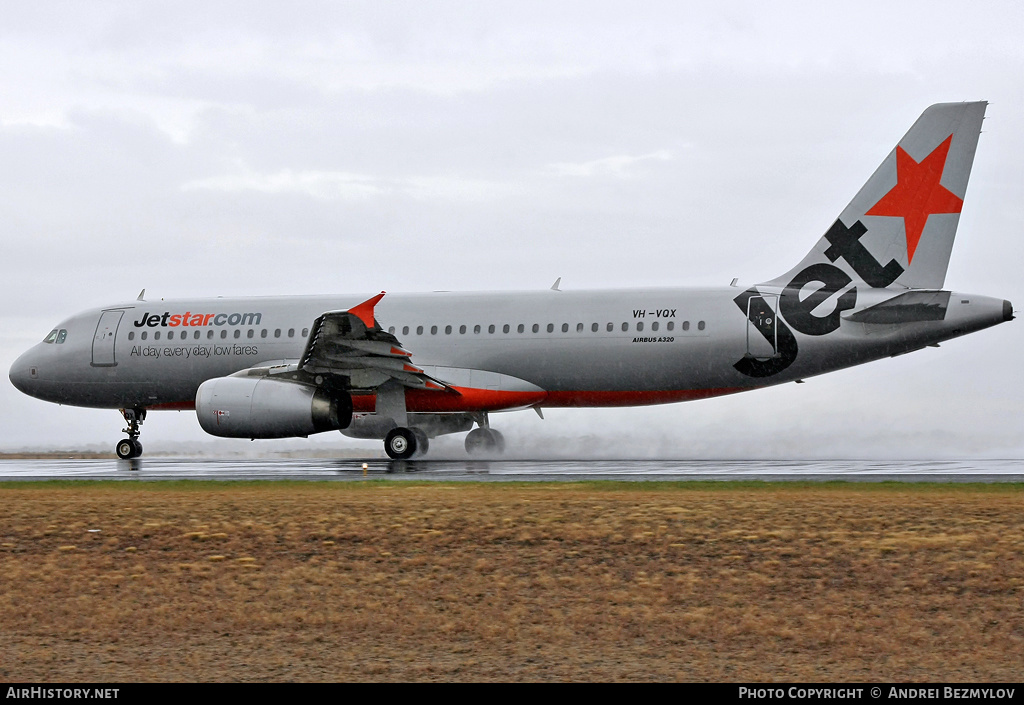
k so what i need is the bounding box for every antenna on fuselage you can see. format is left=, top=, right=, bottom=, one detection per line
left=136, top=289, right=146, bottom=301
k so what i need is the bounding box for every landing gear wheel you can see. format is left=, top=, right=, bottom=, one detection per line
left=116, top=438, right=138, bottom=459
left=384, top=427, right=418, bottom=460
left=115, top=440, right=133, bottom=463
left=465, top=428, right=505, bottom=456
left=489, top=429, right=505, bottom=454
left=411, top=428, right=429, bottom=457
left=131, top=439, right=143, bottom=458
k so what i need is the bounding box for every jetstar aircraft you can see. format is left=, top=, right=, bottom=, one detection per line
left=9, top=101, right=1014, bottom=459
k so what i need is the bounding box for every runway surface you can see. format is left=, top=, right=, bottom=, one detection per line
left=1, top=457, right=1023, bottom=482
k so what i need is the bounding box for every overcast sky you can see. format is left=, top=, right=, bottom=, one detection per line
left=1, top=1, right=1021, bottom=457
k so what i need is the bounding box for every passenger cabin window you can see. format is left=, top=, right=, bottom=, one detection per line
left=474, top=325, right=481, bottom=334
left=533, top=324, right=540, bottom=333
left=667, top=321, right=675, bottom=331
left=517, top=324, right=525, bottom=333
left=141, top=332, right=148, bottom=340
left=698, top=321, right=706, bottom=331
left=503, top=324, right=510, bottom=333
left=417, top=326, right=424, bottom=335
left=260, top=329, right=267, bottom=338
left=445, top=325, right=452, bottom=335
left=288, top=328, right=295, bottom=338
left=233, top=330, right=240, bottom=339
left=207, top=330, right=213, bottom=339
left=403, top=326, right=410, bottom=336
left=221, top=330, right=227, bottom=339
left=459, top=325, right=466, bottom=334
left=636, top=322, right=644, bottom=331
left=651, top=321, right=659, bottom=331
left=247, top=330, right=254, bottom=339
left=431, top=325, right=438, bottom=335
left=577, top=323, right=584, bottom=332
left=167, top=331, right=174, bottom=340
left=682, top=321, right=690, bottom=331
left=154, top=332, right=161, bottom=340
left=621, top=322, right=629, bottom=332
left=488, top=325, right=495, bottom=334
left=591, top=323, right=598, bottom=332
left=302, top=328, right=309, bottom=337
left=275, top=329, right=281, bottom=338
left=606, top=323, right=613, bottom=332
left=128, top=332, right=135, bottom=341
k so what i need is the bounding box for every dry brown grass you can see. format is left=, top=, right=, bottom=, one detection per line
left=0, top=481, right=1021, bottom=682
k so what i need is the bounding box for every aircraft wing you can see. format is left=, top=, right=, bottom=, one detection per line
left=296, top=292, right=453, bottom=392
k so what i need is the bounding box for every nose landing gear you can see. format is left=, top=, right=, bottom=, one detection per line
left=116, top=408, right=146, bottom=459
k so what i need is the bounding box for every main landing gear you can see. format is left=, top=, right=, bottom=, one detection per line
left=383, top=427, right=429, bottom=460
left=465, top=427, right=505, bottom=455
left=116, top=408, right=146, bottom=459
left=465, top=412, right=505, bottom=456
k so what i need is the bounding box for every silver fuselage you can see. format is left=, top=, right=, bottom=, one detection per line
left=9, top=286, right=1012, bottom=413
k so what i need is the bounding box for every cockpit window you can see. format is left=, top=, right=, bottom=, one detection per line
left=56, top=329, right=67, bottom=344
left=44, top=330, right=59, bottom=344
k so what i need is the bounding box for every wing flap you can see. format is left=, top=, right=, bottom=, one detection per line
left=298, top=292, right=455, bottom=393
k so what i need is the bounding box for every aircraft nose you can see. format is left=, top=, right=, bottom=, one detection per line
left=1004, top=300, right=1015, bottom=322
left=9, top=349, right=39, bottom=396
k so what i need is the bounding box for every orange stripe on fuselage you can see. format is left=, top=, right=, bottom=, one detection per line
left=351, top=386, right=546, bottom=413
left=541, top=388, right=744, bottom=407
left=350, top=386, right=744, bottom=413
left=149, top=387, right=744, bottom=415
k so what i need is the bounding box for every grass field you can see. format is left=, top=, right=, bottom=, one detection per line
left=0, top=480, right=1021, bottom=682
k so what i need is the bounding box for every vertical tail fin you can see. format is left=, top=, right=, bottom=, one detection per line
left=768, top=101, right=987, bottom=290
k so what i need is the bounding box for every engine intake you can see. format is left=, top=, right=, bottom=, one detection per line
left=196, top=376, right=352, bottom=439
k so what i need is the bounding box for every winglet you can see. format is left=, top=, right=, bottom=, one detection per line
left=348, top=291, right=386, bottom=328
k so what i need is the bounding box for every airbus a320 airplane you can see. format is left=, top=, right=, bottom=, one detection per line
left=9, top=102, right=1014, bottom=459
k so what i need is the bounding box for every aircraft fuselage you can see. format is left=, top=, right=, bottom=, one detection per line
left=10, top=286, right=1011, bottom=413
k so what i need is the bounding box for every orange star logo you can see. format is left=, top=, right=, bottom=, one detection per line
left=865, top=135, right=963, bottom=263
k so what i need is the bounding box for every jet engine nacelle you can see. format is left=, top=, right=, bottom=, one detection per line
left=196, top=376, right=352, bottom=439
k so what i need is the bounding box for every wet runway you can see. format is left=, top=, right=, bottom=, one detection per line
left=1, top=457, right=1022, bottom=482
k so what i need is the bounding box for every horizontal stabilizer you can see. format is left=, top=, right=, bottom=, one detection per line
left=843, top=291, right=950, bottom=324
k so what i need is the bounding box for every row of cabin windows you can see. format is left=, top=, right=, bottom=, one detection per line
left=127, top=327, right=310, bottom=342
left=122, top=320, right=708, bottom=342
left=388, top=320, right=706, bottom=336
